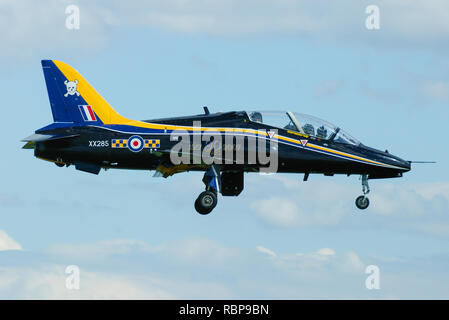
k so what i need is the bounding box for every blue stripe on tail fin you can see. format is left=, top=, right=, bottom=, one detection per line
left=41, top=60, right=102, bottom=125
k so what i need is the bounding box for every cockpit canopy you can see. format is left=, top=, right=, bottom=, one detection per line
left=247, top=111, right=360, bottom=145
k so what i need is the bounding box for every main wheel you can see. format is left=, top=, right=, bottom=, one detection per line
left=194, top=191, right=217, bottom=215
left=355, top=195, right=369, bottom=210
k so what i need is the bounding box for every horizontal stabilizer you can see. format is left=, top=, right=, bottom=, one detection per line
left=22, top=141, right=35, bottom=149
left=21, top=133, right=79, bottom=142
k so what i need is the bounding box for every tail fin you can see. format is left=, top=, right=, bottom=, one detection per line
left=41, top=60, right=130, bottom=125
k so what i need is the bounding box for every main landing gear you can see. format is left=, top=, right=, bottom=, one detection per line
left=355, top=174, right=370, bottom=210
left=195, top=166, right=220, bottom=215
left=195, top=191, right=218, bottom=215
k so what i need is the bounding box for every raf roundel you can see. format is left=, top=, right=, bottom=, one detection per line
left=127, top=135, right=144, bottom=152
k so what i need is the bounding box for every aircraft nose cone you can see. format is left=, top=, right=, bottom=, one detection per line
left=388, top=155, right=411, bottom=172
left=400, top=159, right=411, bottom=172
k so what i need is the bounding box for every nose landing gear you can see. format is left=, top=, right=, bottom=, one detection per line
left=355, top=174, right=370, bottom=210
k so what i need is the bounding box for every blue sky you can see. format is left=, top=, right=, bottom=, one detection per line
left=1, top=0, right=449, bottom=299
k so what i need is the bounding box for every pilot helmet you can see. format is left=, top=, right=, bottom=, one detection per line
left=316, top=125, right=327, bottom=139
left=302, top=123, right=315, bottom=136
left=249, top=112, right=263, bottom=123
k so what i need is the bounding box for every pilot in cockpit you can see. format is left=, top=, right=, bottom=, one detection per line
left=302, top=123, right=315, bottom=136
left=249, top=111, right=263, bottom=123
left=316, top=125, right=328, bottom=139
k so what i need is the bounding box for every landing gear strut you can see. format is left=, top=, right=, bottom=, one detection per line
left=355, top=174, right=370, bottom=210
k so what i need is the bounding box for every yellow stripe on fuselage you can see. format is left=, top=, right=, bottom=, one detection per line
left=306, top=143, right=384, bottom=166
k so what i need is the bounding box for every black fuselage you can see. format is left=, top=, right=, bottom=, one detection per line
left=33, top=111, right=410, bottom=179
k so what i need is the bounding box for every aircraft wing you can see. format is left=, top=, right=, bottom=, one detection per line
left=153, top=163, right=206, bottom=178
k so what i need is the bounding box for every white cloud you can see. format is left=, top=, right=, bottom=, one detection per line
left=47, top=237, right=239, bottom=270
left=155, top=238, right=238, bottom=267
left=47, top=239, right=154, bottom=260
left=370, top=182, right=449, bottom=220
left=0, top=230, right=22, bottom=251
left=0, top=237, right=239, bottom=299
left=341, top=251, right=365, bottom=273
left=0, top=236, right=448, bottom=299
left=247, top=175, right=449, bottom=237
left=256, top=246, right=277, bottom=257
left=117, top=0, right=449, bottom=48
left=0, top=0, right=114, bottom=60
left=316, top=248, right=335, bottom=256
left=0, top=265, right=172, bottom=299
left=251, top=198, right=303, bottom=228
left=0, top=236, right=371, bottom=299
left=411, top=182, right=449, bottom=201
left=2, top=0, right=449, bottom=60
left=421, top=81, right=449, bottom=101
left=249, top=177, right=354, bottom=228
left=266, top=247, right=365, bottom=285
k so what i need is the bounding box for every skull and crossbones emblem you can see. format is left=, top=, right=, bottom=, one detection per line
left=64, top=79, right=80, bottom=97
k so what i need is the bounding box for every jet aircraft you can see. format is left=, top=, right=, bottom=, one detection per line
left=23, top=60, right=413, bottom=214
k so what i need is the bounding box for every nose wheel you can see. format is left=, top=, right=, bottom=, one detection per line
left=355, top=175, right=370, bottom=210
left=355, top=195, right=369, bottom=210
left=195, top=191, right=217, bottom=215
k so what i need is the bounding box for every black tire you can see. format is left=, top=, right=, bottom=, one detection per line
left=55, top=162, right=65, bottom=167
left=355, top=195, right=369, bottom=210
left=194, top=191, right=217, bottom=215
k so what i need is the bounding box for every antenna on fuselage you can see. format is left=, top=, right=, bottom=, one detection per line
left=203, top=106, right=210, bottom=115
